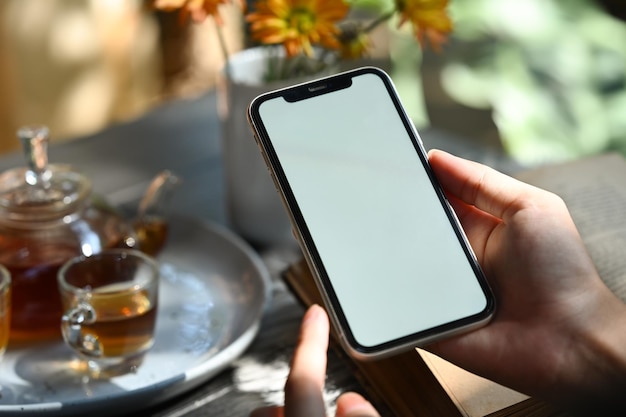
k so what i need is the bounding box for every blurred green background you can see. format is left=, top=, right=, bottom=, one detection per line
left=1, top=0, right=624, bottom=168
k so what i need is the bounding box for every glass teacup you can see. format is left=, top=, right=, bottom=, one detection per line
left=0, top=264, right=10, bottom=359
left=57, top=249, right=159, bottom=378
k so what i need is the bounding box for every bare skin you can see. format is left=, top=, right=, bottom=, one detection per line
left=250, top=305, right=380, bottom=417
left=251, top=150, right=626, bottom=416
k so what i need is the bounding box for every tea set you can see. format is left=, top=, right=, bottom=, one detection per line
left=0, top=126, right=179, bottom=374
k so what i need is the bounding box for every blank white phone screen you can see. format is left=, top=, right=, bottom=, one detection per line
left=258, top=73, right=487, bottom=348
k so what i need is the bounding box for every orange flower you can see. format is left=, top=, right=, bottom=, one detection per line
left=153, top=0, right=231, bottom=24
left=246, top=0, right=350, bottom=57
left=394, top=0, right=452, bottom=51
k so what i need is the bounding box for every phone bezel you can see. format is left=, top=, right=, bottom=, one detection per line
left=247, top=66, right=495, bottom=360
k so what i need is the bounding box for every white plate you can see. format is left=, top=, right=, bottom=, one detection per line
left=0, top=216, right=272, bottom=416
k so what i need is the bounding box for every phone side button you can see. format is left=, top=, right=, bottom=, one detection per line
left=269, top=171, right=280, bottom=192
left=258, top=148, right=271, bottom=167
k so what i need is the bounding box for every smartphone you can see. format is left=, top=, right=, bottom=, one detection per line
left=247, top=67, right=495, bottom=360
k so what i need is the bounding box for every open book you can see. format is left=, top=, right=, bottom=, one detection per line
left=282, top=152, right=626, bottom=416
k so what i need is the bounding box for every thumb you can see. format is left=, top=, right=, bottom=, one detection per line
left=336, top=392, right=381, bottom=417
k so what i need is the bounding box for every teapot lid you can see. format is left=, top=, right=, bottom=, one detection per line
left=0, top=126, right=91, bottom=221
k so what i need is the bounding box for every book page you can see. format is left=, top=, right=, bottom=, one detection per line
left=418, top=350, right=528, bottom=417
left=516, top=153, right=626, bottom=301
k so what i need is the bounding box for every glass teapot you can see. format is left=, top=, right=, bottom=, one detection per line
left=0, top=126, right=179, bottom=344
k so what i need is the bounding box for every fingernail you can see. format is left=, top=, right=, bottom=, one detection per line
left=302, top=304, right=323, bottom=324
left=337, top=393, right=380, bottom=417
left=343, top=402, right=379, bottom=417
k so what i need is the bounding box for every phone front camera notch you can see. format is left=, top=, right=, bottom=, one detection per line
left=308, top=84, right=327, bottom=93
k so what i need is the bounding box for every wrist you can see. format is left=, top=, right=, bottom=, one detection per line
left=557, top=285, right=626, bottom=414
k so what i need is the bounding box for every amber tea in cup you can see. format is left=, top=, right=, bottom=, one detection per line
left=58, top=249, right=159, bottom=377
left=0, top=264, right=10, bottom=358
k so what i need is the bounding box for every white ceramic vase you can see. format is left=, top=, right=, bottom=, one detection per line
left=218, top=47, right=326, bottom=248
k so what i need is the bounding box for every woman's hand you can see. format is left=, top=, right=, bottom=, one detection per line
left=427, top=149, right=626, bottom=413
left=252, top=150, right=626, bottom=416
left=250, top=304, right=381, bottom=417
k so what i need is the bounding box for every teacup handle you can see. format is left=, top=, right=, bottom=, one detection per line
left=61, top=302, right=103, bottom=358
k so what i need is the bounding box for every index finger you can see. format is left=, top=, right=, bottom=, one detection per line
left=284, top=304, right=331, bottom=417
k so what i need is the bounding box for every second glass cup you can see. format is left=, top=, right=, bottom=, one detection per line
left=0, top=264, right=10, bottom=359
left=57, top=249, right=160, bottom=378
